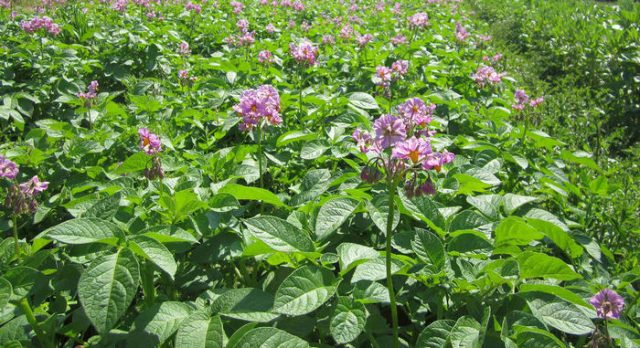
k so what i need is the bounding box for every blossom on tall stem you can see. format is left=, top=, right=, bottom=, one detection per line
left=138, top=128, right=162, bottom=155
left=356, top=33, right=373, bottom=47
left=185, top=2, right=201, bottom=13
left=512, top=89, right=544, bottom=110
left=289, top=40, right=318, bottom=65
left=258, top=50, right=273, bottom=64
left=455, top=22, right=469, bottom=41
left=20, top=16, right=61, bottom=35
left=233, top=85, right=282, bottom=131
left=266, top=23, right=276, bottom=33
left=408, top=12, right=429, bottom=28
left=77, top=80, right=99, bottom=104
left=590, top=289, right=625, bottom=320
left=390, top=34, right=407, bottom=46
left=178, top=41, right=191, bottom=55
left=0, top=156, right=19, bottom=180
left=472, top=65, right=505, bottom=87
left=322, top=34, right=335, bottom=45
left=230, top=1, right=244, bottom=13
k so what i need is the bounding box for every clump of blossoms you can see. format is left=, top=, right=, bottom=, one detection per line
left=590, top=288, right=625, bottom=320
left=266, top=23, right=276, bottom=33
left=233, top=85, right=281, bottom=131
left=512, top=89, right=544, bottom=111
left=258, top=50, right=273, bottom=64
left=138, top=128, right=164, bottom=180
left=482, top=53, right=502, bottom=64
left=77, top=80, right=99, bottom=105
left=391, top=34, right=407, bottom=46
left=351, top=98, right=454, bottom=345
left=356, top=33, right=373, bottom=47
left=178, top=69, right=197, bottom=86
left=20, top=16, right=61, bottom=35
left=374, top=60, right=409, bottom=89
left=290, top=40, right=318, bottom=65
left=178, top=41, right=191, bottom=55
left=322, top=34, right=335, bottom=45
left=230, top=0, right=244, bottom=13
left=471, top=65, right=505, bottom=87
left=408, top=12, right=429, bottom=28
left=185, top=1, right=201, bottom=13
left=455, top=22, right=469, bottom=42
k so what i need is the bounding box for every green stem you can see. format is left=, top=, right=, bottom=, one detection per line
left=385, top=180, right=399, bottom=348
left=141, top=261, right=156, bottom=307
left=12, top=215, right=20, bottom=261
left=19, top=298, right=54, bottom=348
left=298, top=72, right=304, bottom=121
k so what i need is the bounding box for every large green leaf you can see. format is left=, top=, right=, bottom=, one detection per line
left=273, top=265, right=340, bottom=316
left=113, top=152, right=151, bottom=174
left=330, top=296, right=367, bottom=344
left=129, top=235, right=177, bottom=279
left=244, top=216, right=315, bottom=253
left=527, top=219, right=583, bottom=258
left=38, top=218, right=124, bottom=245
left=314, top=197, right=359, bottom=241
left=412, top=228, right=445, bottom=271
left=128, top=301, right=195, bottom=346
left=524, top=293, right=595, bottom=335
left=0, top=277, right=11, bottom=311
left=337, top=243, right=379, bottom=274
left=231, top=327, right=309, bottom=348
left=514, top=327, right=567, bottom=348
left=211, top=288, right=279, bottom=322
left=78, top=248, right=140, bottom=333
left=495, top=217, right=544, bottom=246
left=516, top=252, right=581, bottom=280
left=219, top=183, right=285, bottom=207
left=367, top=194, right=400, bottom=235
left=416, top=320, right=455, bottom=348
left=348, top=92, right=379, bottom=109
left=449, top=316, right=481, bottom=348
left=175, top=312, right=224, bottom=348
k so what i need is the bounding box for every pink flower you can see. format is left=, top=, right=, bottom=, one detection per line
left=290, top=40, right=318, bottom=65
left=590, top=289, right=625, bottom=320
left=374, top=115, right=406, bottom=149
left=374, top=66, right=393, bottom=86
left=398, top=98, right=435, bottom=126
left=352, top=128, right=373, bottom=153
left=339, top=25, right=353, bottom=40
left=322, top=35, right=335, bottom=45
left=455, top=22, right=469, bottom=41
left=472, top=65, right=505, bottom=87
left=258, top=50, right=273, bottom=64
left=391, top=34, right=406, bottom=45
left=236, top=19, right=249, bottom=33
left=422, top=151, right=455, bottom=172
left=77, top=80, right=99, bottom=101
left=392, top=136, right=431, bottom=164
left=408, top=12, right=429, bottom=28
left=178, top=41, right=191, bottom=55
left=138, top=128, right=162, bottom=155
left=530, top=96, right=544, bottom=108
left=356, top=33, right=373, bottom=47
left=19, top=176, right=49, bottom=195
left=231, top=1, right=244, bottom=13
left=20, top=16, right=61, bottom=36
left=0, top=156, right=19, bottom=180
left=391, top=60, right=409, bottom=76
left=266, top=23, right=276, bottom=33
left=233, top=85, right=282, bottom=131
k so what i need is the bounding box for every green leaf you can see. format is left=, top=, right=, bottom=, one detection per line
left=516, top=251, right=581, bottom=280
left=129, top=235, right=177, bottom=280
left=449, top=316, right=481, bottom=348
left=348, top=92, right=378, bottom=109
left=244, top=216, right=315, bottom=253
left=453, top=174, right=492, bottom=195
left=113, top=152, right=151, bottom=174
left=495, top=217, right=544, bottom=246
left=526, top=219, right=583, bottom=259
left=467, top=194, right=502, bottom=220
left=337, top=243, right=379, bottom=274
left=412, top=228, right=445, bottom=271
left=83, top=193, right=121, bottom=220
left=514, top=327, right=567, bottom=348
left=290, top=169, right=332, bottom=206
left=367, top=195, right=400, bottom=235
left=38, top=218, right=124, bottom=245
left=353, top=280, right=389, bottom=304
left=518, top=285, right=590, bottom=308
left=128, top=301, right=194, bottom=346
left=231, top=327, right=309, bottom=348
left=398, top=194, right=446, bottom=235
left=78, top=248, right=140, bottom=333
left=524, top=293, right=595, bottom=335
left=502, top=194, right=537, bottom=215
left=315, top=197, right=359, bottom=241
left=273, top=265, right=340, bottom=316
left=416, top=320, right=455, bottom=348
left=300, top=140, right=329, bottom=160
left=351, top=258, right=403, bottom=283
left=211, top=288, right=279, bottom=322
left=561, top=150, right=600, bottom=171
left=276, top=130, right=317, bottom=147
left=0, top=277, right=11, bottom=310
left=219, top=183, right=285, bottom=207
left=330, top=296, right=367, bottom=344
left=175, top=312, right=224, bottom=348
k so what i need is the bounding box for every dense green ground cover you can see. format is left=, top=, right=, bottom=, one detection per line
left=0, top=0, right=638, bottom=347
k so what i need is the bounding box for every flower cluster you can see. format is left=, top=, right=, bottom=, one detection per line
left=20, top=16, right=61, bottom=35
left=391, top=34, right=407, bottom=46
left=266, top=23, right=276, bottom=33
left=482, top=53, right=502, bottom=63
left=374, top=60, right=409, bottom=87
left=138, top=128, right=162, bottom=155
left=185, top=2, right=201, bottom=13
left=352, top=98, right=454, bottom=197
left=230, top=1, right=244, bottom=14
left=408, top=12, right=429, bottom=28
left=590, top=289, right=625, bottom=320
left=455, top=22, right=469, bottom=42
left=233, top=85, right=282, bottom=131
left=472, top=65, right=505, bottom=87
left=1, top=156, right=48, bottom=215
left=178, top=41, right=191, bottom=55
left=112, top=0, right=128, bottom=12
left=356, top=33, right=374, bottom=47
left=322, top=34, right=335, bottom=45
left=77, top=80, right=99, bottom=102
left=225, top=18, right=255, bottom=47
left=258, top=50, right=273, bottom=64
left=289, top=40, right=318, bottom=65
left=512, top=89, right=544, bottom=111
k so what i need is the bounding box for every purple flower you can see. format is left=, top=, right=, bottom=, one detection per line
left=138, top=128, right=162, bottom=155
left=408, top=12, right=429, bottom=28
left=391, top=60, right=409, bottom=77
left=361, top=165, right=382, bottom=183
left=356, top=33, right=373, bottom=47
left=322, top=34, right=335, bottom=45
left=352, top=128, right=373, bottom=153
left=178, top=41, right=191, bottom=55
left=515, top=89, right=529, bottom=104
left=472, top=65, right=505, bottom=87
left=19, top=176, right=48, bottom=195
left=233, top=85, right=281, bottom=131
left=20, top=16, right=61, bottom=36
left=590, top=289, right=625, bottom=319
left=422, top=150, right=455, bottom=172
left=374, top=115, right=406, bottom=149
left=185, top=2, right=202, bottom=13
left=258, top=50, right=273, bottom=64
left=391, top=34, right=406, bottom=45
left=455, top=22, right=469, bottom=41
left=398, top=98, right=434, bottom=127
left=374, top=66, right=393, bottom=87
left=236, top=19, right=249, bottom=33
left=392, top=136, right=431, bottom=164
left=530, top=96, right=544, bottom=108
left=266, top=23, right=276, bottom=33
left=77, top=80, right=99, bottom=101
left=0, top=156, right=19, bottom=180
left=290, top=40, right=318, bottom=65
